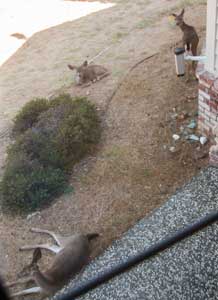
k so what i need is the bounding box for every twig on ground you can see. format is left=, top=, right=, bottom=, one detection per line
left=88, top=46, right=113, bottom=64
left=105, top=52, right=159, bottom=110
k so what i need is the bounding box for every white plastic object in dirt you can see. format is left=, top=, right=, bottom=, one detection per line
left=200, top=136, right=208, bottom=145
left=172, top=134, right=180, bottom=141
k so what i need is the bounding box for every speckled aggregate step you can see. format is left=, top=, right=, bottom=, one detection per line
left=55, top=166, right=218, bottom=300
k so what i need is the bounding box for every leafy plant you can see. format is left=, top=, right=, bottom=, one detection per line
left=12, top=98, right=50, bottom=136
left=1, top=94, right=101, bottom=213
left=0, top=154, right=67, bottom=213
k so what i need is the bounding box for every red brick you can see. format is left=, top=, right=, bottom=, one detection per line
left=198, top=115, right=205, bottom=122
left=199, top=71, right=216, bottom=87
left=198, top=84, right=208, bottom=94
left=210, top=101, right=218, bottom=111
left=213, top=78, right=218, bottom=93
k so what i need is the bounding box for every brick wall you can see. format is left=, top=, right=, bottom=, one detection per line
left=197, top=63, right=218, bottom=137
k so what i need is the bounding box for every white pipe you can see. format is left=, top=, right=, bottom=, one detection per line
left=184, top=55, right=207, bottom=61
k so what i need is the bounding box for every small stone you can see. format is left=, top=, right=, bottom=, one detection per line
left=187, top=120, right=197, bottom=129
left=26, top=211, right=41, bottom=221
left=200, top=136, right=208, bottom=145
left=169, top=146, right=176, bottom=153
left=187, top=134, right=199, bottom=142
left=172, top=134, right=180, bottom=141
left=177, top=112, right=188, bottom=121
left=171, top=113, right=178, bottom=120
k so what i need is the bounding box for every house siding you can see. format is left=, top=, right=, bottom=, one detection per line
left=215, top=3, right=218, bottom=70
left=206, top=0, right=217, bottom=73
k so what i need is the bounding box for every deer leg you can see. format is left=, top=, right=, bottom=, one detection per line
left=7, top=277, right=34, bottom=288
left=81, top=82, right=92, bottom=88
left=11, top=286, right=42, bottom=298
left=19, top=243, right=61, bottom=254
left=30, top=228, right=64, bottom=247
left=97, top=72, right=110, bottom=82
left=191, top=42, right=198, bottom=79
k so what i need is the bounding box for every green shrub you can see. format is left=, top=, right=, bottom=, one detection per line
left=13, top=98, right=50, bottom=135
left=0, top=154, right=67, bottom=213
left=56, top=97, right=101, bottom=165
left=9, top=97, right=101, bottom=169
left=8, top=129, right=64, bottom=169
left=1, top=94, right=101, bottom=213
left=49, top=93, right=73, bottom=108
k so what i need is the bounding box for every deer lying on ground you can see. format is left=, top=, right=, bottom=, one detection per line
left=8, top=228, right=99, bottom=298
left=172, top=8, right=199, bottom=79
left=68, top=60, right=110, bottom=86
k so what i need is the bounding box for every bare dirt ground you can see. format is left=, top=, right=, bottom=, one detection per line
left=0, top=0, right=208, bottom=295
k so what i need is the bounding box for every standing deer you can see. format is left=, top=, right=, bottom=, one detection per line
left=172, top=8, right=199, bottom=79
left=8, top=228, right=99, bottom=298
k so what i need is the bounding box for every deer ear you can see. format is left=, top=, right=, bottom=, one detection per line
left=171, top=13, right=177, bottom=17
left=83, top=60, right=88, bottom=67
left=180, top=8, right=185, bottom=16
left=68, top=64, right=77, bottom=70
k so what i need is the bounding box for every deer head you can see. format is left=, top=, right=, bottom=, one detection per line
left=172, top=8, right=185, bottom=26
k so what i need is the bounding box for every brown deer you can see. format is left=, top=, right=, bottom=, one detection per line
left=8, top=228, right=99, bottom=298
left=172, top=8, right=199, bottom=78
left=68, top=60, right=110, bottom=86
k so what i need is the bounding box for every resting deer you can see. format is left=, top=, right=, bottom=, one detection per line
left=68, top=60, right=110, bottom=86
left=9, top=228, right=99, bottom=298
left=172, top=8, right=199, bottom=79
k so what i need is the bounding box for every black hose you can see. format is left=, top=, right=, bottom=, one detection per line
left=56, top=210, right=218, bottom=300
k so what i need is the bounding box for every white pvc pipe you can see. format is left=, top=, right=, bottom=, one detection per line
left=184, top=55, right=207, bottom=61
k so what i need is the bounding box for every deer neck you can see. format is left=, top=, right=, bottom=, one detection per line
left=33, top=269, right=53, bottom=294
left=179, top=21, right=188, bottom=32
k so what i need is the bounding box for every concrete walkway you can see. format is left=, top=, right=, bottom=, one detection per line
left=56, top=166, right=218, bottom=300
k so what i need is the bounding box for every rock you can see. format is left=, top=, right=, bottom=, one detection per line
left=187, top=134, right=199, bottom=142
left=171, top=113, right=178, bottom=120
left=186, top=95, right=196, bottom=100
left=172, top=134, right=180, bottom=141
left=200, top=136, right=208, bottom=145
left=26, top=211, right=41, bottom=221
left=187, top=120, right=197, bottom=129
left=177, top=112, right=188, bottom=121
left=169, top=146, right=176, bottom=153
